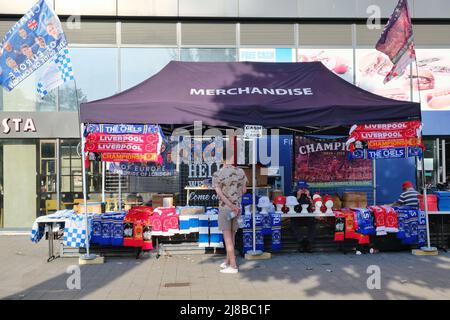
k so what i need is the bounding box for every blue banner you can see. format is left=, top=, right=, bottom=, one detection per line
left=352, top=147, right=423, bottom=160
left=85, top=124, right=162, bottom=136
left=0, top=0, right=67, bottom=90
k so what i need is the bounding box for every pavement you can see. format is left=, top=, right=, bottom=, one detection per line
left=1, top=235, right=449, bottom=300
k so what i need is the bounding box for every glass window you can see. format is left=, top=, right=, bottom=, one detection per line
left=298, top=48, right=354, bottom=83
left=414, top=49, right=450, bottom=110
left=59, top=47, right=118, bottom=111
left=355, top=48, right=411, bottom=101
left=1, top=67, right=57, bottom=112
left=121, top=48, right=178, bottom=91
left=181, top=48, right=236, bottom=62
left=239, top=48, right=295, bottom=62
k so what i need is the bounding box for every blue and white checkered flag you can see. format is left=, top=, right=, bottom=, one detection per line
left=37, top=47, right=75, bottom=98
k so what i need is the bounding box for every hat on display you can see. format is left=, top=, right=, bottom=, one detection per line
left=273, top=196, right=286, bottom=205
left=257, top=196, right=272, bottom=208
left=296, top=180, right=309, bottom=190
left=323, top=195, right=332, bottom=203
left=312, top=192, right=322, bottom=201
left=242, top=193, right=253, bottom=206
left=402, top=181, right=414, bottom=190
left=313, top=197, right=322, bottom=205
left=286, top=196, right=299, bottom=206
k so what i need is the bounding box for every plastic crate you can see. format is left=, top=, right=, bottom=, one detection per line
left=434, top=191, right=450, bottom=211
left=418, top=194, right=438, bottom=211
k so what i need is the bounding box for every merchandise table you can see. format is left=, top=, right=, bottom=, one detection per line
left=34, top=216, right=67, bottom=262
left=278, top=212, right=336, bottom=218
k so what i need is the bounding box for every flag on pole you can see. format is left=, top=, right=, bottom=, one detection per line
left=37, top=47, right=74, bottom=98
left=0, top=0, right=74, bottom=97
left=375, top=0, right=415, bottom=84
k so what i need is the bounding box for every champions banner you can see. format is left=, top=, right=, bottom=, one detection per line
left=346, top=120, right=423, bottom=159
left=85, top=133, right=161, bottom=154
left=295, top=136, right=373, bottom=187
left=0, top=0, right=68, bottom=91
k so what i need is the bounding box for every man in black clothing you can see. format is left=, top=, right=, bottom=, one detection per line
left=290, top=180, right=317, bottom=253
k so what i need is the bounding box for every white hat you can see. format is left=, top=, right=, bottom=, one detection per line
left=257, top=196, right=272, bottom=208
left=286, top=196, right=299, bottom=206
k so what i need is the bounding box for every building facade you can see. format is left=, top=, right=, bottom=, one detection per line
left=1, top=0, right=449, bottom=228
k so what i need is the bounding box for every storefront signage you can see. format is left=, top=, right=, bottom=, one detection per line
left=244, top=125, right=263, bottom=140
left=1, top=118, right=36, bottom=134
left=188, top=189, right=220, bottom=204
left=190, top=87, right=313, bottom=96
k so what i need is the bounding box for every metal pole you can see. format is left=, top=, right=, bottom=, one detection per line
left=252, top=137, right=256, bottom=252
left=80, top=123, right=95, bottom=259
left=437, top=138, right=441, bottom=183
left=102, top=161, right=106, bottom=203
left=373, top=158, right=377, bottom=205
left=421, top=157, right=434, bottom=251
left=118, top=172, right=122, bottom=211
left=443, top=139, right=447, bottom=183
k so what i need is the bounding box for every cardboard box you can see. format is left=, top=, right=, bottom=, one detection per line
left=74, top=202, right=105, bottom=214
left=241, top=165, right=268, bottom=187
left=152, top=194, right=174, bottom=208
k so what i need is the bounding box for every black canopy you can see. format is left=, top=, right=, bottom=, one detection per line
left=80, top=61, right=421, bottom=127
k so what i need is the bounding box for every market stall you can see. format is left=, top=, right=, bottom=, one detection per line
left=63, top=61, right=427, bottom=259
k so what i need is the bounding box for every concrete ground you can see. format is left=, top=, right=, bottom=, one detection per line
left=0, top=235, right=449, bottom=300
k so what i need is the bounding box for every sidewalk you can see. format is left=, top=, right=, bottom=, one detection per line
left=0, top=235, right=449, bottom=300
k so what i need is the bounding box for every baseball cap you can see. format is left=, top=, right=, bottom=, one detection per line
left=296, top=180, right=309, bottom=190
left=402, top=181, right=414, bottom=189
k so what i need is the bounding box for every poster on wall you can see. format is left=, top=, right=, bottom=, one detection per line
left=294, top=136, right=373, bottom=187
left=414, top=49, right=450, bottom=111
left=298, top=48, right=354, bottom=83
left=178, top=136, right=224, bottom=206
left=355, top=49, right=411, bottom=101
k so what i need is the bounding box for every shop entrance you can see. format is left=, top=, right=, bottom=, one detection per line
left=0, top=140, right=37, bottom=228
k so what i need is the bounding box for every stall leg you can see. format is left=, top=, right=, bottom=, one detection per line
left=47, top=224, right=55, bottom=262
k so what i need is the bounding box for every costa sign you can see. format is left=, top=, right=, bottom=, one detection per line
left=1, top=118, right=36, bottom=134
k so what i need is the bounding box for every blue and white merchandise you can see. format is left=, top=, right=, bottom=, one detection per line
left=353, top=208, right=375, bottom=235
left=63, top=213, right=92, bottom=248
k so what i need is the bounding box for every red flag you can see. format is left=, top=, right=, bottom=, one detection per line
left=375, top=0, right=415, bottom=83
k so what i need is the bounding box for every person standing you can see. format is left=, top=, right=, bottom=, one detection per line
left=212, top=163, right=247, bottom=274
left=392, top=180, right=420, bottom=209
left=289, top=180, right=317, bottom=253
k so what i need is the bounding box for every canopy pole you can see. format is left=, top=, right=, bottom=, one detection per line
left=118, top=172, right=122, bottom=211
left=102, top=161, right=106, bottom=203
left=80, top=123, right=96, bottom=260
left=373, top=158, right=377, bottom=205
left=252, top=137, right=256, bottom=253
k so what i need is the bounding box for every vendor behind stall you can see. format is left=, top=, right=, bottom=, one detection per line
left=391, top=180, right=420, bottom=209
left=290, top=180, right=317, bottom=253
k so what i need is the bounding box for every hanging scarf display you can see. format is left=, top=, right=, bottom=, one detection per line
left=207, top=208, right=224, bottom=248
left=91, top=213, right=102, bottom=244
left=368, top=206, right=387, bottom=236
left=333, top=211, right=345, bottom=241
left=382, top=205, right=399, bottom=233
left=393, top=207, right=420, bottom=245
left=84, top=124, right=164, bottom=165
left=270, top=212, right=282, bottom=252
left=352, top=208, right=376, bottom=235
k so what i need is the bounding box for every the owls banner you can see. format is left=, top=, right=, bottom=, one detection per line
left=0, top=0, right=68, bottom=91
left=294, top=136, right=373, bottom=187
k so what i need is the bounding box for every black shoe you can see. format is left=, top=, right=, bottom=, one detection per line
left=304, top=240, right=314, bottom=253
